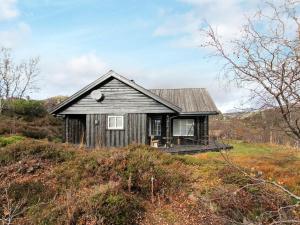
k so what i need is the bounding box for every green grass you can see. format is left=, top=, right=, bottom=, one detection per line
left=194, top=140, right=300, bottom=195
left=0, top=135, right=25, bottom=147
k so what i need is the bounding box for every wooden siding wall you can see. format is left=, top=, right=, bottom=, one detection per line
left=65, top=115, right=86, bottom=144
left=60, top=78, right=174, bottom=114
left=86, top=113, right=147, bottom=148
left=197, top=116, right=209, bottom=144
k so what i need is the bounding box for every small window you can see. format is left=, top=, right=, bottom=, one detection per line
left=108, top=116, right=124, bottom=129
left=173, top=119, right=194, bottom=136
left=150, top=118, right=161, bottom=136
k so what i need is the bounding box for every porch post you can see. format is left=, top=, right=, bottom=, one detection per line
left=166, top=115, right=170, bottom=147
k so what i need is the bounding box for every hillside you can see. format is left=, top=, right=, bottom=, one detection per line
left=0, top=99, right=299, bottom=224
left=0, top=138, right=299, bottom=225
left=0, top=99, right=63, bottom=141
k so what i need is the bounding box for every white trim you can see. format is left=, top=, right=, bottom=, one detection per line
left=107, top=115, right=124, bottom=130
left=173, top=119, right=194, bottom=136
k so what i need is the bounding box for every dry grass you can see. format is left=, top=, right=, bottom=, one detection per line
left=0, top=139, right=299, bottom=224
left=194, top=141, right=300, bottom=195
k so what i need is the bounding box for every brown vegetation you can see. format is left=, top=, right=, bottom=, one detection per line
left=0, top=139, right=299, bottom=224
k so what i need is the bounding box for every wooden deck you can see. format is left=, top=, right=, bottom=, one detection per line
left=159, top=141, right=233, bottom=154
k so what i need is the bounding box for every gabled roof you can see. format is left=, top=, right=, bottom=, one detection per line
left=50, top=70, right=182, bottom=115
left=150, top=88, right=219, bottom=115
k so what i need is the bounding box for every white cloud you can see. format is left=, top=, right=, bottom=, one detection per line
left=66, top=53, right=108, bottom=78
left=39, top=53, right=109, bottom=98
left=0, top=22, right=31, bottom=48
left=0, top=0, right=19, bottom=21
left=154, top=0, right=261, bottom=47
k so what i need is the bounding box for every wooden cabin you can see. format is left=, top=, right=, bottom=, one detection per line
left=50, top=70, right=219, bottom=148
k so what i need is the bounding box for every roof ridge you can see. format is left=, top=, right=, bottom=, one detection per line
left=50, top=70, right=182, bottom=114
left=149, top=88, right=207, bottom=90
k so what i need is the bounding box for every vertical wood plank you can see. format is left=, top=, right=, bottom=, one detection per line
left=86, top=115, right=90, bottom=147
left=124, top=114, right=128, bottom=146
left=102, top=114, right=106, bottom=147
left=65, top=116, right=69, bottom=143
left=91, top=114, right=95, bottom=148
left=141, top=114, right=146, bottom=144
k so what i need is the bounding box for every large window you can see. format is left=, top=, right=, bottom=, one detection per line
left=108, top=116, right=124, bottom=130
left=173, top=119, right=194, bottom=136
left=150, top=118, right=161, bottom=136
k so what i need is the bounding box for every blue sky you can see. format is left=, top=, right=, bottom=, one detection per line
left=0, top=0, right=263, bottom=112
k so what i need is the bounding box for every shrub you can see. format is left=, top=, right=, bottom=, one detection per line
left=5, top=181, right=56, bottom=206
left=4, top=99, right=47, bottom=120
left=0, top=135, right=24, bottom=147
left=121, top=146, right=188, bottom=197
left=212, top=166, right=294, bottom=223
left=88, top=190, right=144, bottom=225
left=55, top=155, right=105, bottom=189
left=0, top=140, right=75, bottom=166
left=218, top=166, right=252, bottom=187
left=55, top=145, right=189, bottom=196
left=31, top=190, right=144, bottom=225
left=21, top=126, right=49, bottom=139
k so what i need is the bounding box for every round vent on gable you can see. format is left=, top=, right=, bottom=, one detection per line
left=91, top=90, right=104, bottom=102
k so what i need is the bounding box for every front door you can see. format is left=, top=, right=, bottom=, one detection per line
left=148, top=116, right=162, bottom=145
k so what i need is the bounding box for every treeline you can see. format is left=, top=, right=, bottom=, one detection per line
left=210, top=110, right=300, bottom=148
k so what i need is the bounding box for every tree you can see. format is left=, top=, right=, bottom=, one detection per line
left=200, top=0, right=300, bottom=140
left=0, top=48, right=40, bottom=113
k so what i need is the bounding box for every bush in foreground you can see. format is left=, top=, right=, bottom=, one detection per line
left=0, top=140, right=299, bottom=225
left=0, top=141, right=190, bottom=224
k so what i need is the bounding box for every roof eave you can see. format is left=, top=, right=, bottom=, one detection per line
left=179, top=111, right=220, bottom=116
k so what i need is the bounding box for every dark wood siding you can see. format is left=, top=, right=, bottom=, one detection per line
left=169, top=116, right=209, bottom=145
left=65, top=115, right=86, bottom=144
left=60, top=78, right=174, bottom=114
left=86, top=113, right=147, bottom=148
left=199, top=116, right=209, bottom=144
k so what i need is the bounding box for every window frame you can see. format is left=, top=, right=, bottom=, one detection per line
left=107, top=115, right=124, bottom=130
left=149, top=118, right=162, bottom=136
left=173, top=119, right=194, bottom=137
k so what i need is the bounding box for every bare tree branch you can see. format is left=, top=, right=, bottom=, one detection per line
left=200, top=0, right=300, bottom=140
left=0, top=47, right=40, bottom=113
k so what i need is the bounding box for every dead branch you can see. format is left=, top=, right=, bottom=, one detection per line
left=0, top=188, right=26, bottom=225
left=219, top=150, right=300, bottom=224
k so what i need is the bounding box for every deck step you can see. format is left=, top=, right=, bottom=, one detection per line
left=160, top=143, right=233, bottom=154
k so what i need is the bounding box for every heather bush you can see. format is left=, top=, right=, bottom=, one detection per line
left=1, top=139, right=298, bottom=224
left=209, top=166, right=295, bottom=224
left=0, top=140, right=75, bottom=166
left=55, top=145, right=189, bottom=197
left=4, top=99, right=47, bottom=120
left=87, top=190, right=144, bottom=225
left=21, top=126, right=49, bottom=139
left=5, top=181, right=55, bottom=206
left=120, top=145, right=189, bottom=197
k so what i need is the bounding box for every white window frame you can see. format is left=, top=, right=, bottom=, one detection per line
left=107, top=116, right=124, bottom=130
left=173, top=119, right=194, bottom=136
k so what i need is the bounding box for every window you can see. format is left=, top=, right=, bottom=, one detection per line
left=108, top=116, right=124, bottom=129
left=150, top=118, right=161, bottom=136
left=173, top=119, right=194, bottom=136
